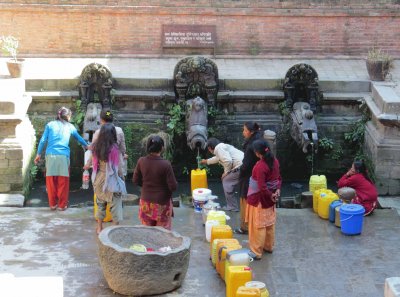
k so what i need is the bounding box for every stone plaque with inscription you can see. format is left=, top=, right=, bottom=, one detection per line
left=162, top=25, right=216, bottom=48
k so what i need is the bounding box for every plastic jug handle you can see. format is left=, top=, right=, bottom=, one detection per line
left=208, top=195, right=218, bottom=200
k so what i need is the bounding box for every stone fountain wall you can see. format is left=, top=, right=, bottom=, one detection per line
left=0, top=77, right=36, bottom=203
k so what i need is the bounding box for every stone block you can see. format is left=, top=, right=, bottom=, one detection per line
left=8, top=160, right=23, bottom=168
left=0, top=194, right=24, bottom=207
left=385, top=277, right=400, bottom=297
left=5, top=148, right=23, bottom=160
left=0, top=159, right=9, bottom=168
left=1, top=168, right=22, bottom=175
left=0, top=184, right=11, bottom=192
left=0, top=102, right=15, bottom=114
left=373, top=85, right=400, bottom=114
left=0, top=149, right=5, bottom=159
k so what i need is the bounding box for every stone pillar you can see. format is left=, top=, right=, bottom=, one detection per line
left=263, top=129, right=277, bottom=156
left=0, top=77, right=35, bottom=205
left=364, top=83, right=400, bottom=195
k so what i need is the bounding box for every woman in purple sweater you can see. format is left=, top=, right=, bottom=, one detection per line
left=133, top=135, right=178, bottom=230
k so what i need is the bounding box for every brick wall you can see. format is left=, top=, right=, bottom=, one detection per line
left=0, top=1, right=399, bottom=57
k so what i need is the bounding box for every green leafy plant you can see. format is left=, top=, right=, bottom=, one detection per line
left=367, top=47, right=393, bottom=66
left=318, top=137, right=334, bottom=151
left=166, top=102, right=186, bottom=137
left=70, top=99, right=85, bottom=129
left=0, top=35, right=19, bottom=62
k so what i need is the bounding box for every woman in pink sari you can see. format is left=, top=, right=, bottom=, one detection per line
left=246, top=139, right=281, bottom=260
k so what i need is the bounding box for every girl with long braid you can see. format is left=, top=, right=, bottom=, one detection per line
left=246, top=139, right=281, bottom=260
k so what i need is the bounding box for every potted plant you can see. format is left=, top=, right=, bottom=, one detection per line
left=1, top=35, right=24, bottom=78
left=366, top=48, right=394, bottom=81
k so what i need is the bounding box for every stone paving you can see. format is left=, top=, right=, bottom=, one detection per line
left=0, top=205, right=399, bottom=297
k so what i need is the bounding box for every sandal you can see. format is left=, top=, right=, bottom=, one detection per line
left=233, top=228, right=248, bottom=235
left=57, top=206, right=68, bottom=211
left=50, top=206, right=57, bottom=211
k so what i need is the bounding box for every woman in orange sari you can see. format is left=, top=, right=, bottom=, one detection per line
left=246, top=139, right=281, bottom=260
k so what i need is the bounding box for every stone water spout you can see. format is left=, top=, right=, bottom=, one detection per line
left=283, top=63, right=323, bottom=153
left=290, top=102, right=318, bottom=153
left=186, top=96, right=208, bottom=150
left=173, top=56, right=219, bottom=150
left=79, top=63, right=114, bottom=141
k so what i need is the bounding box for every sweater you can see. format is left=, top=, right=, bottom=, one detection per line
left=247, top=158, right=282, bottom=208
left=337, top=173, right=378, bottom=203
left=133, top=155, right=178, bottom=205
left=206, top=143, right=244, bottom=174
left=37, top=120, right=88, bottom=157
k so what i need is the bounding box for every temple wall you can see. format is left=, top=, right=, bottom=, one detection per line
left=1, top=1, right=400, bottom=57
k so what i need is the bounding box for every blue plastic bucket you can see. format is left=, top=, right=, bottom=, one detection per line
left=329, top=200, right=342, bottom=223
left=340, top=204, right=365, bottom=235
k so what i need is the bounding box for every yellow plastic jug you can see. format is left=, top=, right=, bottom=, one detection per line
left=191, top=169, right=208, bottom=194
left=93, top=194, right=112, bottom=222
left=207, top=210, right=227, bottom=225
left=211, top=238, right=239, bottom=266
left=216, top=242, right=242, bottom=280
left=226, top=266, right=252, bottom=297
left=313, top=188, right=331, bottom=213
left=309, top=175, right=327, bottom=193
left=318, top=191, right=338, bottom=219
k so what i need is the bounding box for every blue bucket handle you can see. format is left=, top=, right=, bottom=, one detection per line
left=340, top=215, right=354, bottom=222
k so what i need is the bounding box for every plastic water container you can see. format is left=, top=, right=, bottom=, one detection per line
left=202, top=196, right=220, bottom=223
left=309, top=175, right=327, bottom=193
left=313, top=188, right=330, bottom=213
left=210, top=225, right=233, bottom=258
left=226, top=266, right=252, bottom=297
left=225, top=249, right=253, bottom=282
left=329, top=200, right=342, bottom=222
left=318, top=191, right=338, bottom=220
left=191, top=169, right=208, bottom=194
left=216, top=242, right=242, bottom=280
left=340, top=204, right=365, bottom=235
left=207, top=210, right=229, bottom=226
left=334, top=206, right=341, bottom=227
left=205, top=220, right=219, bottom=242
left=94, top=194, right=112, bottom=222
left=211, top=238, right=239, bottom=266
left=245, top=281, right=270, bottom=297
left=236, top=287, right=261, bottom=297
left=192, top=188, right=211, bottom=213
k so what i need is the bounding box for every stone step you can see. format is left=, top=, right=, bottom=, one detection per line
left=0, top=194, right=24, bottom=207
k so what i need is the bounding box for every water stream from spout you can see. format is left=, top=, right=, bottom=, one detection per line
left=310, top=142, right=314, bottom=175
left=196, top=147, right=201, bottom=169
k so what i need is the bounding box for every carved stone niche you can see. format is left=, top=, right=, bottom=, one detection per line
left=78, top=63, right=113, bottom=111
left=173, top=56, right=219, bottom=106
left=283, top=63, right=323, bottom=112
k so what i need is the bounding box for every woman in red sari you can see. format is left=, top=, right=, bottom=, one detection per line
left=246, top=139, right=281, bottom=260
left=133, top=135, right=178, bottom=230
left=337, top=159, right=378, bottom=216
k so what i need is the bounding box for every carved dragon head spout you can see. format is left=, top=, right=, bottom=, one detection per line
left=83, top=102, right=102, bottom=142
left=186, top=96, right=208, bottom=150
left=290, top=102, right=318, bottom=153
left=283, top=63, right=323, bottom=154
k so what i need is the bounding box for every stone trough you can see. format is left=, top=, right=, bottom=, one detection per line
left=98, top=225, right=191, bottom=296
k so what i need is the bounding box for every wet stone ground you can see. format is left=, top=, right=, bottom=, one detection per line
left=0, top=204, right=399, bottom=297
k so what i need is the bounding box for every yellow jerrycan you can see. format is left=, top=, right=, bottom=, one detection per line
left=191, top=168, right=208, bottom=194
left=93, top=194, right=113, bottom=222
left=309, top=175, right=327, bottom=193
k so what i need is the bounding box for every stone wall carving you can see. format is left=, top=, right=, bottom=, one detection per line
left=79, top=63, right=113, bottom=111
left=173, top=56, right=218, bottom=106
left=283, top=63, right=322, bottom=153
left=79, top=63, right=113, bottom=141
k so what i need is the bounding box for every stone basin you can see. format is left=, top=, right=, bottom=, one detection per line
left=98, top=225, right=191, bottom=296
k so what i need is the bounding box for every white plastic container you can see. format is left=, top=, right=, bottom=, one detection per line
left=192, top=188, right=212, bottom=213
left=202, top=195, right=220, bottom=223
left=226, top=248, right=253, bottom=266
left=205, top=220, right=220, bottom=242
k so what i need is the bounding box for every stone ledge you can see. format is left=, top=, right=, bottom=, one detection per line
left=0, top=194, right=24, bottom=207
left=372, top=84, right=400, bottom=114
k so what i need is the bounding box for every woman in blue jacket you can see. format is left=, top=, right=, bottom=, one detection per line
left=34, top=107, right=88, bottom=211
